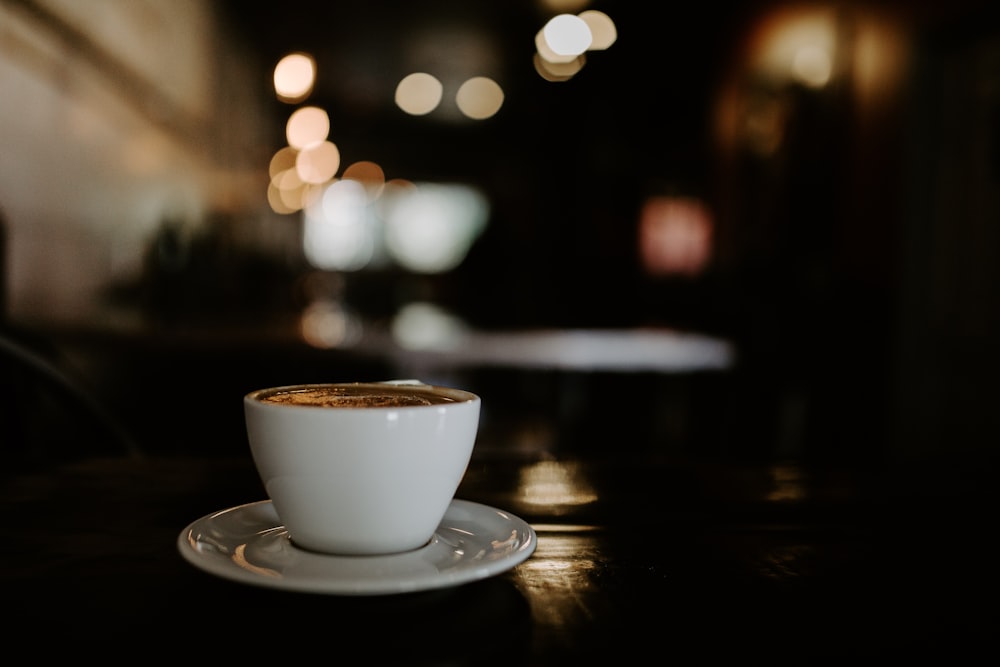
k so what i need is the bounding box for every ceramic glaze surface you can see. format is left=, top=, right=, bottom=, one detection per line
left=244, top=381, right=480, bottom=555
left=177, top=499, right=537, bottom=594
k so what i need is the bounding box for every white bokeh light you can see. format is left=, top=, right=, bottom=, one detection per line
left=303, top=179, right=375, bottom=271
left=382, top=183, right=488, bottom=273
left=542, top=14, right=593, bottom=56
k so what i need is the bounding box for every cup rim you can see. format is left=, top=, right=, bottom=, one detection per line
left=244, top=381, right=480, bottom=408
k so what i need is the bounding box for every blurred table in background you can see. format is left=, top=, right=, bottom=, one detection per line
left=6, top=308, right=737, bottom=460
left=366, top=325, right=735, bottom=374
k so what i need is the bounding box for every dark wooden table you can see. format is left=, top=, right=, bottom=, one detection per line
left=2, top=443, right=995, bottom=661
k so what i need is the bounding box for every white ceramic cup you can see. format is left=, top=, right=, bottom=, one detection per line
left=244, top=379, right=481, bottom=555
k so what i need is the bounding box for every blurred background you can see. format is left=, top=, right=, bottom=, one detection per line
left=2, top=0, right=998, bottom=475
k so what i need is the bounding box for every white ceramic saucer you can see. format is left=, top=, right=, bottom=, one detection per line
left=177, top=499, right=536, bottom=595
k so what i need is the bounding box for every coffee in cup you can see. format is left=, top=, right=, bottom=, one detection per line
left=255, top=384, right=461, bottom=408
left=244, top=380, right=480, bottom=556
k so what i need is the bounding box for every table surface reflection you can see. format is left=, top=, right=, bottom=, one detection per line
left=1, top=448, right=995, bottom=660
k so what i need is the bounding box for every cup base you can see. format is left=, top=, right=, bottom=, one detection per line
left=287, top=534, right=435, bottom=557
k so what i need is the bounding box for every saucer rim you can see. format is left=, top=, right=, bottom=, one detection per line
left=177, top=498, right=537, bottom=595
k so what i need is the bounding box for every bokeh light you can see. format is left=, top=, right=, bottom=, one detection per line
left=286, top=105, right=330, bottom=149
left=268, top=146, right=298, bottom=179
left=295, top=140, right=340, bottom=184
left=391, top=301, right=470, bottom=350
left=533, top=52, right=585, bottom=81
left=342, top=160, right=386, bottom=200
left=578, top=10, right=616, bottom=50
left=638, top=196, right=714, bottom=277
left=273, top=52, right=316, bottom=103
left=455, top=76, right=504, bottom=120
left=300, top=298, right=363, bottom=348
left=542, top=14, right=592, bottom=56
left=535, top=28, right=577, bottom=65
left=533, top=8, right=613, bottom=81
left=382, top=183, right=489, bottom=273
left=303, top=178, right=375, bottom=271
left=395, top=72, right=444, bottom=116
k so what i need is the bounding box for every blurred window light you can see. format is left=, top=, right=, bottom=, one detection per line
left=273, top=52, right=316, bottom=103
left=792, top=44, right=832, bottom=88
left=303, top=179, right=376, bottom=271
left=750, top=7, right=837, bottom=88
left=542, top=14, right=593, bottom=56
left=382, top=183, right=489, bottom=273
left=733, top=7, right=909, bottom=120
left=578, top=10, right=616, bottom=50
left=638, top=196, right=714, bottom=277
left=455, top=76, right=504, bottom=120
left=121, top=131, right=170, bottom=175
left=295, top=140, right=341, bottom=184
left=395, top=72, right=444, bottom=116
left=851, top=16, right=909, bottom=109
left=286, top=105, right=330, bottom=149
left=742, top=92, right=788, bottom=156
left=533, top=52, right=585, bottom=81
